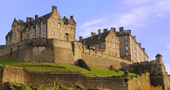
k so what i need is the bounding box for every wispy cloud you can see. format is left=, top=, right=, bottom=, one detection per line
left=79, top=19, right=105, bottom=29
left=77, top=0, right=170, bottom=38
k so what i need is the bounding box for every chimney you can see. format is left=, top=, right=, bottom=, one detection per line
left=103, top=29, right=108, bottom=32
left=133, top=36, right=136, bottom=40
left=91, top=32, right=96, bottom=37
left=35, top=15, right=38, bottom=19
left=18, top=19, right=23, bottom=22
left=119, top=27, right=124, bottom=33
left=26, top=17, right=33, bottom=23
left=143, top=48, right=145, bottom=51
left=98, top=29, right=101, bottom=34
left=111, top=27, right=116, bottom=32
left=52, top=6, right=57, bottom=12
left=79, top=36, right=83, bottom=42
left=139, top=43, right=141, bottom=46
left=70, top=15, right=74, bottom=20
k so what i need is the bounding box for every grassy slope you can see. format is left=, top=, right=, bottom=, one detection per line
left=0, top=58, right=136, bottom=77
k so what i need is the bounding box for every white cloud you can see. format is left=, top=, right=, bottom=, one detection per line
left=168, top=46, right=170, bottom=49
left=79, top=19, right=105, bottom=29
left=78, top=0, right=170, bottom=39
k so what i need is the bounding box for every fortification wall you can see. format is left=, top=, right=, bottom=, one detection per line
left=128, top=73, right=150, bottom=90
left=0, top=65, right=129, bottom=90
left=0, top=39, right=55, bottom=63
left=53, top=39, right=75, bottom=64
left=74, top=42, right=133, bottom=69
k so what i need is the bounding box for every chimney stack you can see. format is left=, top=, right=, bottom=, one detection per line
left=91, top=32, right=96, bottom=37
left=103, top=29, right=108, bottom=32
left=52, top=6, right=57, bottom=12
left=70, top=15, right=74, bottom=20
left=79, top=36, right=83, bottom=42
left=119, top=27, right=124, bottom=33
left=98, top=29, right=101, bottom=34
left=111, top=27, right=116, bottom=32
left=139, top=43, right=141, bottom=46
left=35, top=15, right=38, bottom=19
left=133, top=36, right=136, bottom=40
left=26, top=17, right=33, bottom=23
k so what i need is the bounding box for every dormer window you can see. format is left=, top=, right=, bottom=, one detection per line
left=36, top=24, right=38, bottom=31
left=41, top=22, right=43, bottom=28
left=31, top=26, right=33, bottom=32
left=98, top=35, right=101, bottom=40
left=26, top=28, right=28, bottom=34
left=83, top=40, right=86, bottom=44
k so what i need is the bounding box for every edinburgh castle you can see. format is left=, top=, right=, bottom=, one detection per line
left=0, top=6, right=170, bottom=90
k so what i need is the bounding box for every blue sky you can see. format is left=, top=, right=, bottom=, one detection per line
left=0, top=0, right=170, bottom=73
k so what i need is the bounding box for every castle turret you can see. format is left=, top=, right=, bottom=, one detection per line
left=156, top=53, right=163, bottom=64
left=79, top=36, right=83, bottom=42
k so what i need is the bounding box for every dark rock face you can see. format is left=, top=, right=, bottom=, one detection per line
left=75, top=59, right=91, bottom=71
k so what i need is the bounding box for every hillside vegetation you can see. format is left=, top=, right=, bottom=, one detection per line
left=0, top=58, right=136, bottom=77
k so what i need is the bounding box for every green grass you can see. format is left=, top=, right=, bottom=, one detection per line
left=0, top=58, right=137, bottom=77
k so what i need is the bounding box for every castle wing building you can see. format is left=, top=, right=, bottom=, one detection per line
left=79, top=28, right=120, bottom=57
left=116, top=27, right=149, bottom=62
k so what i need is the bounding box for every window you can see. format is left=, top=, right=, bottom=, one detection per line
left=41, top=22, right=43, bottom=28
left=117, top=37, right=120, bottom=40
left=8, top=36, right=10, bottom=41
left=83, top=40, right=86, bottom=44
left=43, top=31, right=46, bottom=36
left=125, top=36, right=128, bottom=40
left=36, top=24, right=38, bottom=31
left=33, top=35, right=36, bottom=38
left=26, top=28, right=28, bottom=34
left=126, top=52, right=128, bottom=56
left=29, top=36, right=31, bottom=40
left=58, top=23, right=61, bottom=29
left=125, top=41, right=128, bottom=45
left=70, top=27, right=72, bottom=31
left=101, top=44, right=103, bottom=48
left=31, top=26, right=33, bottom=32
left=109, top=42, right=111, bottom=47
left=52, top=22, right=54, bottom=27
left=114, top=43, right=116, bottom=48
left=126, top=47, right=128, bottom=51
left=52, top=31, right=54, bottom=36
left=38, top=33, right=41, bottom=38
left=58, top=32, right=60, bottom=37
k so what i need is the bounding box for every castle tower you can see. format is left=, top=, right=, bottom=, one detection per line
left=156, top=53, right=163, bottom=64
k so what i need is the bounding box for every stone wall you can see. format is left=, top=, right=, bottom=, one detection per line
left=0, top=38, right=133, bottom=70
left=128, top=73, right=150, bottom=90
left=0, top=65, right=151, bottom=90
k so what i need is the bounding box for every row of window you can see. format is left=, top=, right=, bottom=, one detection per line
left=109, top=42, right=116, bottom=48
left=26, top=22, right=44, bottom=34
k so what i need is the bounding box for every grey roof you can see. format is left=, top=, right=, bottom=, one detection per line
left=63, top=16, right=76, bottom=25
left=82, top=31, right=110, bottom=46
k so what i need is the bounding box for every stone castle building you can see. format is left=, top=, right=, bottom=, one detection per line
left=0, top=5, right=170, bottom=90
left=116, top=27, right=148, bottom=62
left=6, top=6, right=76, bottom=47
left=4, top=6, right=148, bottom=62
